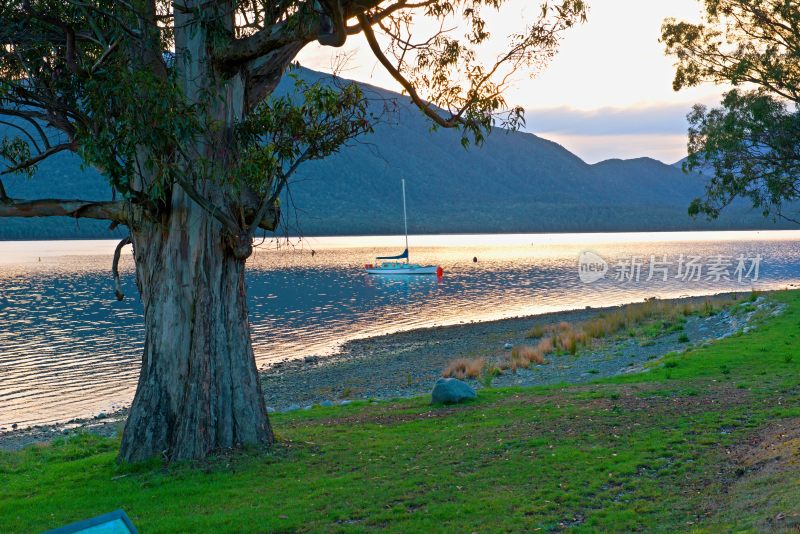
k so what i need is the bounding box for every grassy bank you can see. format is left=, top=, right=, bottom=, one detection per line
left=2, top=292, right=800, bottom=532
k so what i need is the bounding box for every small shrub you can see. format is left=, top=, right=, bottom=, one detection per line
left=481, top=374, right=493, bottom=388
left=481, top=365, right=500, bottom=387
left=736, top=304, right=756, bottom=315
left=666, top=322, right=684, bottom=333
left=678, top=333, right=690, bottom=343
left=785, top=355, right=794, bottom=364
left=664, top=361, right=678, bottom=368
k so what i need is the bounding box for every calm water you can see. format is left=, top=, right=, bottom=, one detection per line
left=2, top=231, right=800, bottom=429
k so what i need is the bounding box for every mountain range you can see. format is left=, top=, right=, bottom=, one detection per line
left=0, top=68, right=790, bottom=240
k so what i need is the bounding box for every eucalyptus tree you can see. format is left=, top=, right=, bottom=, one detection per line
left=0, top=0, right=585, bottom=462
left=663, top=1, right=800, bottom=222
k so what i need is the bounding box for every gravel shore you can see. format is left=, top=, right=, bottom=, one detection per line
left=1, top=292, right=779, bottom=452
left=262, top=293, right=778, bottom=410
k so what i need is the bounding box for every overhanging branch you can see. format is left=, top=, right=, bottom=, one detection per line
left=357, top=14, right=464, bottom=129
left=0, top=198, right=128, bottom=223
left=214, top=0, right=385, bottom=68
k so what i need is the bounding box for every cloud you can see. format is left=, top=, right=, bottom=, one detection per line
left=524, top=103, right=699, bottom=136
left=521, top=100, right=729, bottom=163
left=538, top=133, right=689, bottom=165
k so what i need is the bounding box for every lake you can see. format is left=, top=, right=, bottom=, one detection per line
left=2, top=230, right=800, bottom=429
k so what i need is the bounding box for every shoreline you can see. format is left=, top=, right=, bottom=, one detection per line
left=0, top=291, right=778, bottom=452
left=261, top=292, right=771, bottom=409
left=4, top=228, right=800, bottom=243
left=1, top=304, right=611, bottom=451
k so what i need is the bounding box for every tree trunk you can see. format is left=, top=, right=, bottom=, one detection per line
left=115, top=4, right=284, bottom=463
left=118, top=191, right=273, bottom=463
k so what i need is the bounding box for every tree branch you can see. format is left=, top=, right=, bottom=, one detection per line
left=357, top=13, right=464, bottom=129
left=317, top=0, right=347, bottom=47
left=215, top=0, right=386, bottom=67
left=175, top=176, right=241, bottom=234
left=112, top=235, right=132, bottom=301
left=0, top=120, right=44, bottom=154
left=244, top=41, right=306, bottom=110
left=0, top=198, right=128, bottom=223
left=0, top=143, right=74, bottom=176
left=214, top=20, right=313, bottom=67
left=0, top=110, right=53, bottom=150
left=247, top=149, right=308, bottom=237
left=345, top=0, right=437, bottom=35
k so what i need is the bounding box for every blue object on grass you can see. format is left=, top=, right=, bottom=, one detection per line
left=44, top=509, right=138, bottom=534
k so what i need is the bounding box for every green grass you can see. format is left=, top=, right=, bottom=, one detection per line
left=2, top=292, right=800, bottom=532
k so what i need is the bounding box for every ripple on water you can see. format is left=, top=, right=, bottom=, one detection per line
left=2, top=233, right=800, bottom=427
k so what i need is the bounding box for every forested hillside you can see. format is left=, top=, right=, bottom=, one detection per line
left=0, top=68, right=788, bottom=240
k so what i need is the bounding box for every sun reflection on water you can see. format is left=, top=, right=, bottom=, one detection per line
left=2, top=230, right=800, bottom=428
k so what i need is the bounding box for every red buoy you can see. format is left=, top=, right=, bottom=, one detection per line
left=436, top=266, right=444, bottom=277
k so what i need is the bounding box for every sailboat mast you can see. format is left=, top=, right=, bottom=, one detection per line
left=402, top=179, right=409, bottom=263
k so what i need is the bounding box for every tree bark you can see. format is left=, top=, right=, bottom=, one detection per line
left=119, top=2, right=285, bottom=462
left=118, top=191, right=273, bottom=463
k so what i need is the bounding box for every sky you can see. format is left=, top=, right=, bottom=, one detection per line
left=297, top=0, right=728, bottom=164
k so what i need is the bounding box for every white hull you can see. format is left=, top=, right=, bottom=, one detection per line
left=366, top=265, right=439, bottom=275
left=366, top=180, right=442, bottom=276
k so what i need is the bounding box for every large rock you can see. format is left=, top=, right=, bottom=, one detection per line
left=431, top=378, right=477, bottom=404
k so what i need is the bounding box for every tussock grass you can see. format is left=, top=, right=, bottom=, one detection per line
left=442, top=357, right=485, bottom=379
left=511, top=345, right=547, bottom=368
left=447, top=293, right=745, bottom=380
left=526, top=324, right=545, bottom=339
left=536, top=336, right=554, bottom=354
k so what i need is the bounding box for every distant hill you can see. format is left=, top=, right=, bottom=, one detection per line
left=0, top=68, right=791, bottom=240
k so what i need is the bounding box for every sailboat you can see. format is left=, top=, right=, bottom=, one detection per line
left=364, top=179, right=443, bottom=276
